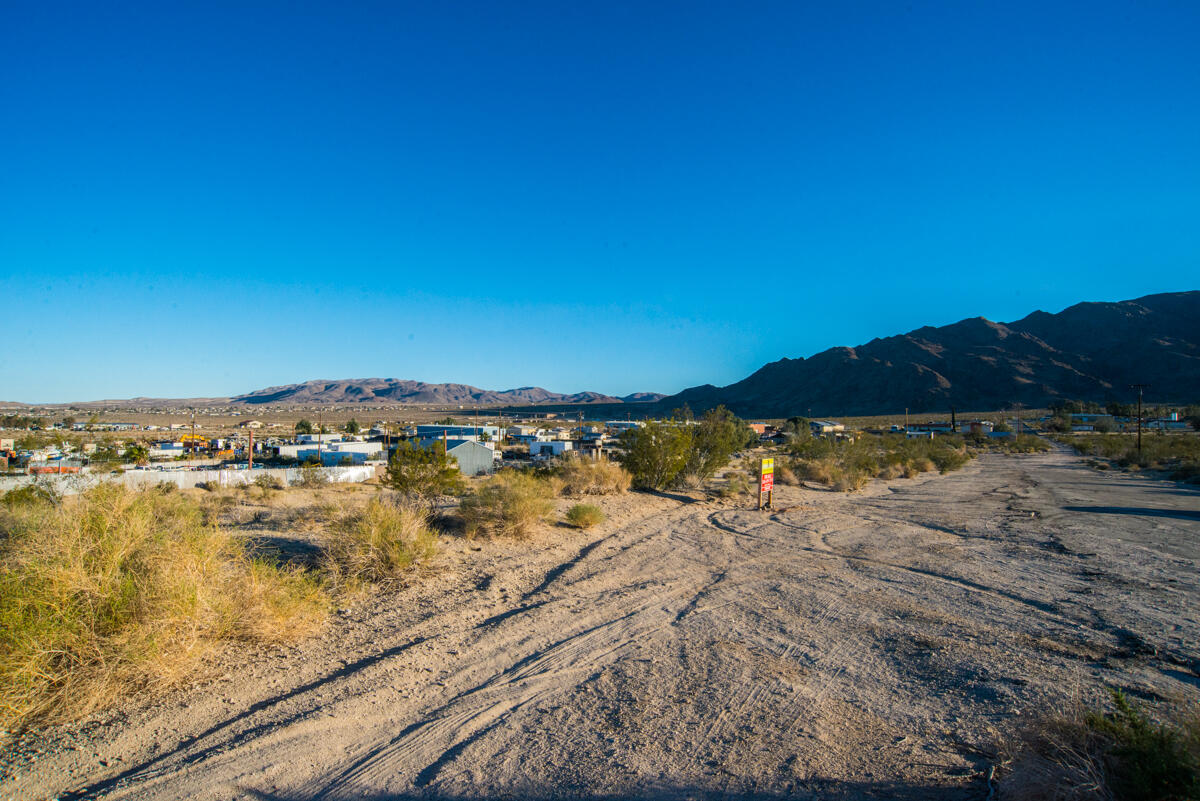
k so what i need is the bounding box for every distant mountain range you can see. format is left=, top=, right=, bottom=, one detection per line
left=13, top=292, right=1197, bottom=416
left=657, top=290, right=1200, bottom=417
left=229, top=379, right=663, bottom=407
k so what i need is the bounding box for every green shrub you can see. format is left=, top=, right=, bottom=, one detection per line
left=459, top=472, right=554, bottom=539
left=565, top=504, right=605, bottom=529
left=1001, top=690, right=1200, bottom=801
left=383, top=440, right=464, bottom=506
left=254, top=472, right=284, bottom=492
left=617, top=422, right=692, bottom=490
left=1086, top=690, right=1199, bottom=800
left=0, top=484, right=326, bottom=728
left=323, top=498, right=437, bottom=588
left=1, top=483, right=60, bottom=509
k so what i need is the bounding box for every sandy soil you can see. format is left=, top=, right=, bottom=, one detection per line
left=3, top=447, right=1199, bottom=800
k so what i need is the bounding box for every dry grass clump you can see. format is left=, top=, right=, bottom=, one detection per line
left=323, top=498, right=437, bottom=589
left=565, top=504, right=605, bottom=529
left=831, top=469, right=872, bottom=492
left=0, top=484, right=326, bottom=729
left=555, top=458, right=631, bottom=496
left=459, top=472, right=554, bottom=539
left=774, top=463, right=800, bottom=486
left=719, top=472, right=752, bottom=498
left=793, top=458, right=837, bottom=485
left=999, top=690, right=1200, bottom=801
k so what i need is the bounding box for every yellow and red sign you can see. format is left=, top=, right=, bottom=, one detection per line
left=760, top=457, right=774, bottom=493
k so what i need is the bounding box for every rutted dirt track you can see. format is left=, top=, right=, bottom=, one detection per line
left=6, top=450, right=1200, bottom=800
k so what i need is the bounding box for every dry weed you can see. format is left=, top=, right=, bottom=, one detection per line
left=0, top=484, right=326, bottom=729
left=459, top=472, right=554, bottom=539
left=555, top=458, right=631, bottom=496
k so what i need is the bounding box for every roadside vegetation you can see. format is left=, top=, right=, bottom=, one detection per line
left=565, top=503, right=604, bottom=529
left=383, top=440, right=465, bottom=507
left=554, top=457, right=631, bottom=496
left=1001, top=690, right=1199, bottom=801
left=786, top=434, right=971, bottom=491
left=0, top=484, right=326, bottom=729
left=459, top=471, right=555, bottom=539
left=617, top=406, right=756, bottom=490
left=1058, top=433, right=1200, bottom=482
left=323, top=498, right=438, bottom=590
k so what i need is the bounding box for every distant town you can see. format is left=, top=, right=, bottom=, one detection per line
left=2, top=401, right=1194, bottom=493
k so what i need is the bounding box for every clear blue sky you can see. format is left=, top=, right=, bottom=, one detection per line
left=2, top=1, right=1198, bottom=403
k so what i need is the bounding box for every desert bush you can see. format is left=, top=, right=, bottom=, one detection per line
left=720, top=472, right=752, bottom=498
left=383, top=440, right=464, bottom=506
left=0, top=484, right=326, bottom=729
left=1000, top=690, right=1199, bottom=801
left=683, top=406, right=758, bottom=480
left=617, top=407, right=754, bottom=491
left=555, top=458, right=631, bottom=496
left=784, top=433, right=973, bottom=491
left=1061, top=433, right=1200, bottom=479
left=565, top=504, right=605, bottom=529
left=831, top=469, right=872, bottom=492
left=323, top=498, right=437, bottom=588
left=458, top=472, right=554, bottom=539
left=930, top=445, right=970, bottom=474
left=254, top=472, right=284, bottom=492
left=775, top=463, right=799, bottom=486
left=794, top=458, right=837, bottom=485
left=292, top=463, right=329, bottom=488
left=1, top=483, right=60, bottom=509
left=617, top=422, right=692, bottom=490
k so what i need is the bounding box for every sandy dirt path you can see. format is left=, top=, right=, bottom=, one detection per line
left=4, top=448, right=1199, bottom=800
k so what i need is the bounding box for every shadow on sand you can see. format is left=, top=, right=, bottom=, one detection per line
left=1062, top=505, right=1200, bottom=522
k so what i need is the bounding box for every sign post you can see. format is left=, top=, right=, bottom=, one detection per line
left=758, top=457, right=774, bottom=510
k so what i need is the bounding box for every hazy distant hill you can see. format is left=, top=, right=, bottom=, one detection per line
left=658, top=291, right=1200, bottom=418
left=231, top=379, right=663, bottom=406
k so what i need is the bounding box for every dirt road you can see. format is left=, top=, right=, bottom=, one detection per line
left=6, top=449, right=1200, bottom=800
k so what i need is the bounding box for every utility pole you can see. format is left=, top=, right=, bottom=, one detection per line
left=1131, top=384, right=1149, bottom=458
left=190, top=409, right=196, bottom=459
left=248, top=427, right=253, bottom=470
left=317, top=410, right=323, bottom=466
left=1014, top=402, right=1022, bottom=435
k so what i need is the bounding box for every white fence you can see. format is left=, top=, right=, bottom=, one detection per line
left=0, top=465, right=376, bottom=497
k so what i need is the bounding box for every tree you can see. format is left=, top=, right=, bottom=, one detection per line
left=61, top=416, right=76, bottom=429
left=782, top=416, right=811, bottom=438
left=384, top=440, right=464, bottom=506
left=344, top=418, right=361, bottom=434
left=295, top=419, right=314, bottom=435
left=670, top=404, right=694, bottom=422
left=1107, top=402, right=1136, bottom=418
left=122, top=443, right=149, bottom=465
left=616, top=422, right=692, bottom=490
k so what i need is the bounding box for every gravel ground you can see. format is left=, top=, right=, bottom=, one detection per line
left=3, top=447, right=1199, bottom=800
